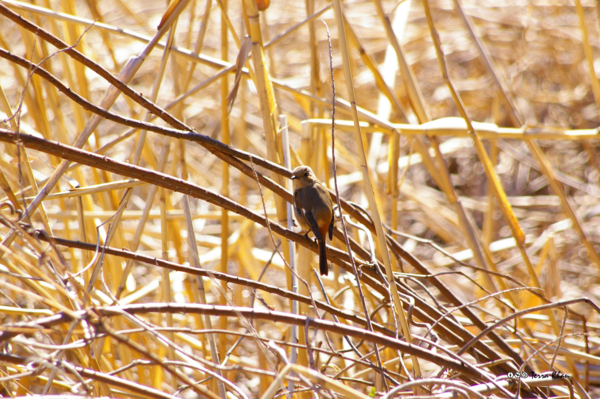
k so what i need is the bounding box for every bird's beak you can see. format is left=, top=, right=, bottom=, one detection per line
left=291, top=175, right=297, bottom=180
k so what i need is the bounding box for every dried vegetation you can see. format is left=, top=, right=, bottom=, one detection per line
left=0, top=0, right=600, bottom=397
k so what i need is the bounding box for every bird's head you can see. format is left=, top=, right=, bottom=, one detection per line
left=291, top=166, right=318, bottom=187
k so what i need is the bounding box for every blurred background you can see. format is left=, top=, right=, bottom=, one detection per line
left=1, top=0, right=600, bottom=396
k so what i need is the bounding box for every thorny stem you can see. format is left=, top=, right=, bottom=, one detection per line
left=320, top=19, right=388, bottom=389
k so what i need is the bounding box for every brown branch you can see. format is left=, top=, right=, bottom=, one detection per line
left=96, top=304, right=506, bottom=384
left=0, top=47, right=285, bottom=175
left=0, top=3, right=191, bottom=132
left=0, top=128, right=361, bottom=272
left=40, top=234, right=392, bottom=336
left=0, top=44, right=385, bottom=249
left=388, top=237, right=526, bottom=372
left=0, top=125, right=522, bottom=373
left=0, top=38, right=528, bottom=377
left=0, top=44, right=381, bottom=260
left=2, top=304, right=492, bottom=381
left=457, top=298, right=600, bottom=356
left=96, top=317, right=220, bottom=399
left=37, top=233, right=510, bottom=376
left=0, top=353, right=177, bottom=399
left=0, top=126, right=523, bottom=374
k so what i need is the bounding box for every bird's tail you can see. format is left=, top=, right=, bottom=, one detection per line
left=319, top=239, right=328, bottom=276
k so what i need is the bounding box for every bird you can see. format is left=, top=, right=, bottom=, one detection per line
left=291, top=166, right=334, bottom=276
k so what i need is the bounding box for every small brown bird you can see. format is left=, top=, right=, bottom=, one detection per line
left=291, top=166, right=334, bottom=276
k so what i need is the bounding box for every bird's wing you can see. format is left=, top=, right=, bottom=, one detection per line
left=328, top=213, right=334, bottom=240
left=293, top=189, right=310, bottom=232
left=304, top=210, right=323, bottom=242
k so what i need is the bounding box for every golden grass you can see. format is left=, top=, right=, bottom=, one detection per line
left=0, top=0, right=600, bottom=397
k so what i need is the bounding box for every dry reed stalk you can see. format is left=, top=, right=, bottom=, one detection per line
left=376, top=0, right=503, bottom=325
left=1, top=0, right=600, bottom=397
left=575, top=0, right=600, bottom=112
left=220, top=0, right=231, bottom=384
left=332, top=0, right=422, bottom=388
left=449, top=0, right=596, bottom=383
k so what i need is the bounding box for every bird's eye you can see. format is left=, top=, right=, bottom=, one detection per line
left=304, top=172, right=308, bottom=177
